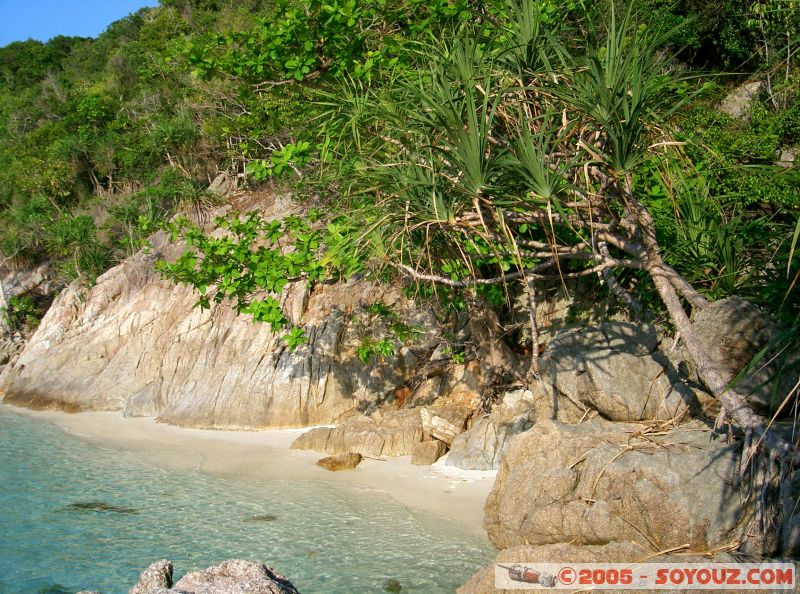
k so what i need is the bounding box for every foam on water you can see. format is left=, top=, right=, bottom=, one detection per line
left=0, top=408, right=493, bottom=594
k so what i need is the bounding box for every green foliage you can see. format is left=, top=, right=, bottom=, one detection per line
left=245, top=141, right=312, bottom=180
left=3, top=295, right=42, bottom=332
left=282, top=326, right=308, bottom=350
left=155, top=211, right=364, bottom=330
left=366, top=301, right=395, bottom=318
left=356, top=336, right=395, bottom=363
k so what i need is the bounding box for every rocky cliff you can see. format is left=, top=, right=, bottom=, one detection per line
left=0, top=194, right=441, bottom=429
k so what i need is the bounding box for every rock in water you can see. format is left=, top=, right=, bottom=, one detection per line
left=316, top=452, right=363, bottom=471
left=129, top=559, right=173, bottom=594
left=173, top=559, right=300, bottom=594
left=383, top=577, right=403, bottom=592
left=115, top=559, right=299, bottom=594
left=248, top=513, right=278, bottom=522
left=410, top=439, right=447, bottom=465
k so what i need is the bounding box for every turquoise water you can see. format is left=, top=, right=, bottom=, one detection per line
left=0, top=408, right=493, bottom=594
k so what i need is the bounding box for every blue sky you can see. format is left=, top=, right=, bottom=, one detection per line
left=0, top=0, right=160, bottom=46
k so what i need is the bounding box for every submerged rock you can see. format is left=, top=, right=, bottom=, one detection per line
left=316, top=451, right=362, bottom=471
left=382, top=578, right=403, bottom=592
left=64, top=501, right=138, bottom=514
left=248, top=513, right=278, bottom=522
left=37, top=585, right=75, bottom=594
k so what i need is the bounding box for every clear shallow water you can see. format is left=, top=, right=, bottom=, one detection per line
left=0, top=408, right=493, bottom=594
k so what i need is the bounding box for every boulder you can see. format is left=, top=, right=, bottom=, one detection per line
left=129, top=559, right=173, bottom=594
left=1, top=262, right=52, bottom=301
left=291, top=408, right=424, bottom=457
left=207, top=172, right=237, bottom=196
left=413, top=361, right=481, bottom=409
left=777, top=148, right=796, bottom=168
left=411, top=439, right=447, bottom=465
left=420, top=404, right=471, bottom=445
left=316, top=452, right=362, bottom=471
left=446, top=389, right=536, bottom=470
left=484, top=418, right=751, bottom=553
left=173, top=559, right=299, bottom=594
left=542, top=322, right=708, bottom=422
left=687, top=296, right=797, bottom=415
left=720, top=81, right=761, bottom=119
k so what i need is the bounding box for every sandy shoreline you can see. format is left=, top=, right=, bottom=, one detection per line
left=0, top=403, right=496, bottom=539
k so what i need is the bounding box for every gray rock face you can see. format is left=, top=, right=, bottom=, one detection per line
left=316, top=452, right=362, bottom=471
left=1, top=262, right=52, bottom=301
left=410, top=439, right=447, bottom=465
left=720, top=80, right=762, bottom=119
left=484, top=417, right=749, bottom=553
left=207, top=172, right=237, bottom=196
left=0, top=198, right=438, bottom=428
left=446, top=389, right=536, bottom=470
left=541, top=322, right=709, bottom=422
left=0, top=336, right=23, bottom=368
left=420, top=404, right=471, bottom=445
left=291, top=409, right=423, bottom=457
left=688, top=296, right=796, bottom=415
left=129, top=559, right=173, bottom=594
left=777, top=148, right=796, bottom=168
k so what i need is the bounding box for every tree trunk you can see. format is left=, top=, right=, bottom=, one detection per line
left=0, top=277, right=9, bottom=334
left=626, top=185, right=794, bottom=459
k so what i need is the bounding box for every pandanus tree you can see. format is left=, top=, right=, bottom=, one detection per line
left=319, top=0, right=797, bottom=533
